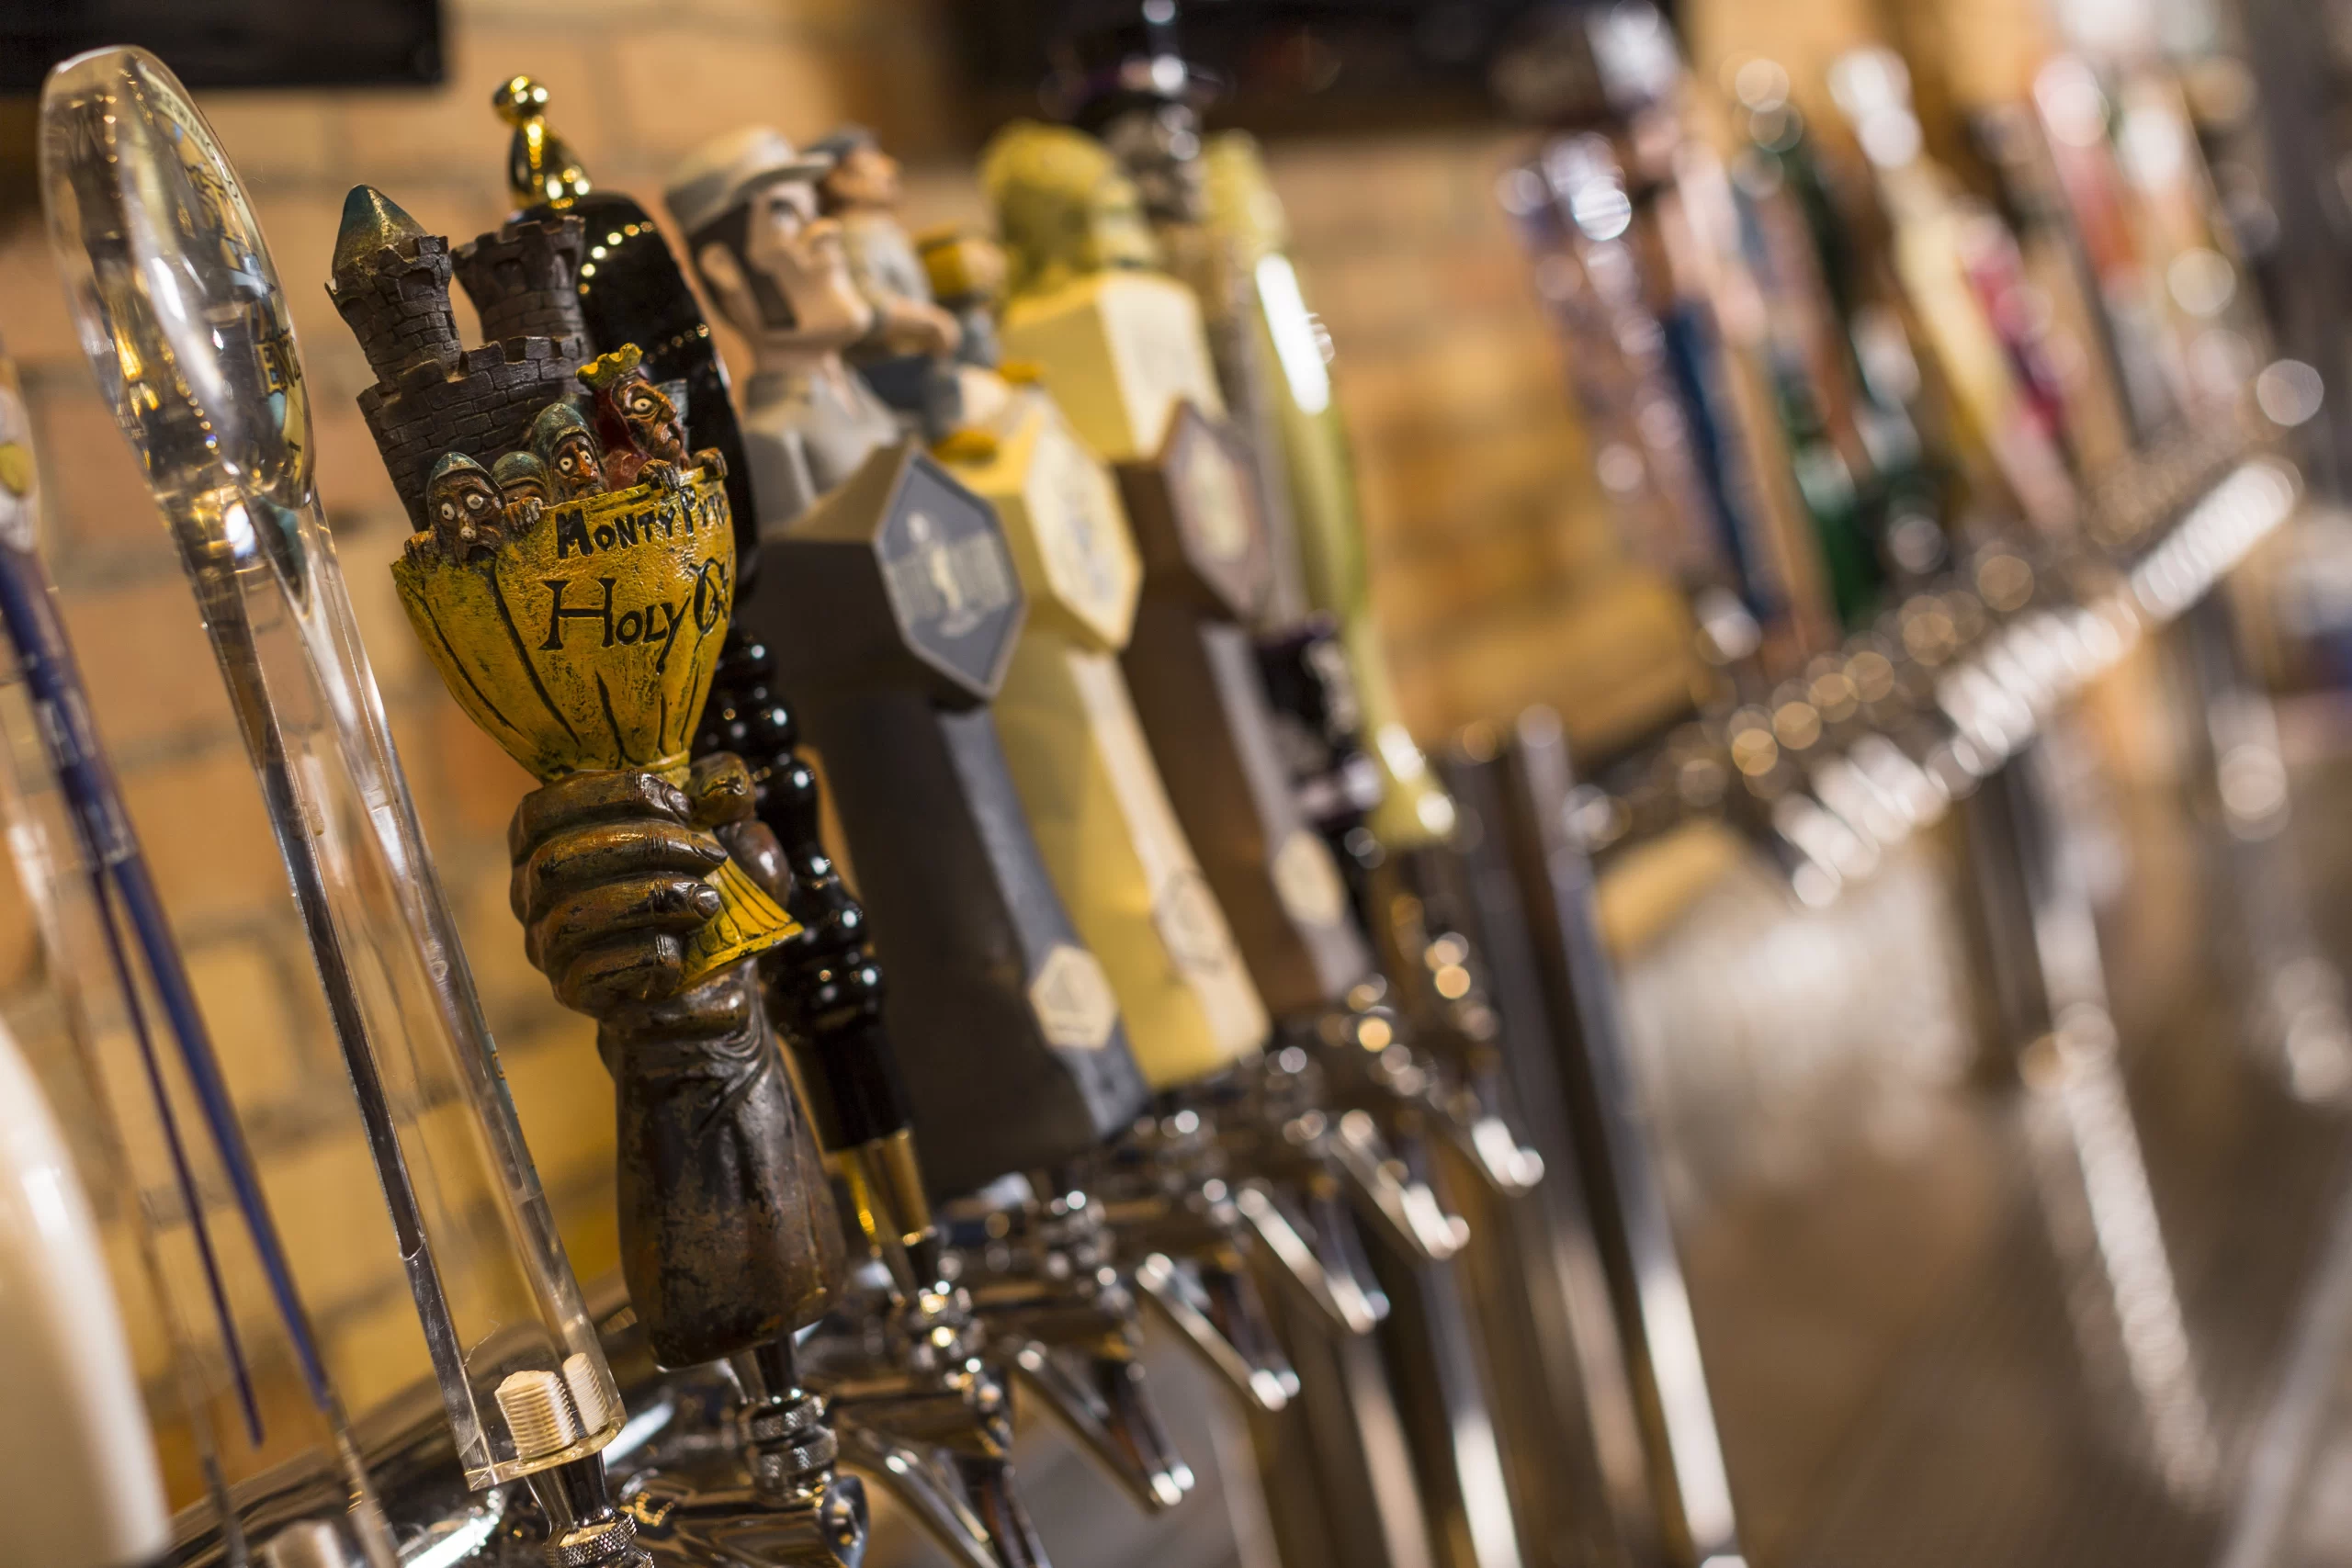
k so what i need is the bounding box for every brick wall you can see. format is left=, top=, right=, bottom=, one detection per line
left=0, top=0, right=1672, bottom=1501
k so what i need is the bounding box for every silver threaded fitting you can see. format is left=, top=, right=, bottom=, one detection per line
left=497, top=1369, right=582, bottom=1461
left=562, top=1351, right=618, bottom=1436
left=545, top=1514, right=640, bottom=1568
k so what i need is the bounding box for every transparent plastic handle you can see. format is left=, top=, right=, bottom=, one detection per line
left=39, top=45, right=620, bottom=1487
left=0, top=335, right=401, bottom=1563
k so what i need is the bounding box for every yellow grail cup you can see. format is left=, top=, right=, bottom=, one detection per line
left=391, top=465, right=798, bottom=981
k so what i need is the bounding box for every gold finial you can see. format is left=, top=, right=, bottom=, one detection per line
left=492, top=74, right=593, bottom=210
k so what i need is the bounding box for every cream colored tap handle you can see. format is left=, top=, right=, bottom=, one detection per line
left=952, top=392, right=1268, bottom=1088
left=1001, top=271, right=1225, bottom=464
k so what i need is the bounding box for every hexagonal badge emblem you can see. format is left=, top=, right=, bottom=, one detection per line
left=1027, top=942, right=1121, bottom=1051
left=1271, top=827, right=1350, bottom=931
left=941, top=391, right=1140, bottom=654
left=751, top=438, right=1027, bottom=707
left=1114, top=400, right=1272, bottom=626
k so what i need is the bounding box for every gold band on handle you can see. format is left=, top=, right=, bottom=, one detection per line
left=838, top=1130, right=935, bottom=1258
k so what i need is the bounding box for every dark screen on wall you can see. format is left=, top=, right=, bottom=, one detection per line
left=0, top=0, right=443, bottom=90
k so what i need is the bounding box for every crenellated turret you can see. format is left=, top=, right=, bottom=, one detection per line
left=454, top=215, right=589, bottom=364
left=327, top=186, right=461, bottom=387
left=329, top=185, right=587, bottom=530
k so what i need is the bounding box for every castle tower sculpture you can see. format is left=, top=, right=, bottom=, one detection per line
left=327, top=186, right=585, bottom=528
left=453, top=216, right=590, bottom=364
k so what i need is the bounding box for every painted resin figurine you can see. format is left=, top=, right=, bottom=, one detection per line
left=811, top=124, right=968, bottom=437
left=333, top=184, right=833, bottom=1348
left=669, top=128, right=902, bottom=531
left=981, top=121, right=1225, bottom=467
left=329, top=182, right=871, bottom=1566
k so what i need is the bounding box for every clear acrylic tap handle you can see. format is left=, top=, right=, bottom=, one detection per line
left=39, top=44, right=621, bottom=1488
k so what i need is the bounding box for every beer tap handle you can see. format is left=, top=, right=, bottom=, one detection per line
left=944, top=388, right=1271, bottom=1098
left=694, top=633, right=948, bottom=1280
left=709, top=629, right=1201, bottom=1534
left=735, top=440, right=1152, bottom=1200
left=1113, top=405, right=1378, bottom=1017
left=1131, top=1252, right=1297, bottom=1412
left=488, top=82, right=948, bottom=1280
left=834, top=1424, right=1003, bottom=1568
left=46, top=60, right=629, bottom=1528
left=489, top=87, right=957, bottom=1287
left=1009, top=1341, right=1195, bottom=1512
left=324, top=178, right=843, bottom=1375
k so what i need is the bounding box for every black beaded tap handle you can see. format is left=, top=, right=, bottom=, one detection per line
left=695, top=630, right=914, bottom=1152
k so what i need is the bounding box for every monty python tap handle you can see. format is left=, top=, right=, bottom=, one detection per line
left=330, top=188, right=842, bottom=1370
left=1115, top=403, right=1374, bottom=1018
left=943, top=386, right=1270, bottom=1091
left=490, top=86, right=942, bottom=1236
left=737, top=439, right=1152, bottom=1199
left=492, top=83, right=922, bottom=1180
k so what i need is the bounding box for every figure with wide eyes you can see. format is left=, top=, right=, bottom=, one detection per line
left=492, top=449, right=549, bottom=532
left=578, top=344, right=718, bottom=496
left=424, top=451, right=503, bottom=558
left=530, top=400, right=605, bottom=501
